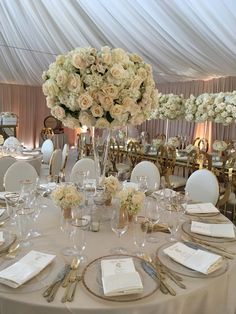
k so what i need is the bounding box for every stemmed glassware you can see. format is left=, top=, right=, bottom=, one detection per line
left=133, top=215, right=148, bottom=258
left=110, top=206, right=129, bottom=254
left=4, top=192, right=20, bottom=226
left=145, top=198, right=160, bottom=242
left=70, top=217, right=89, bottom=263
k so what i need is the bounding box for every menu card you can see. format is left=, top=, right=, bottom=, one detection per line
left=186, top=203, right=219, bottom=214
left=0, top=250, right=56, bottom=288
left=191, top=221, right=235, bottom=238
left=101, top=258, right=143, bottom=296
left=0, top=232, right=4, bottom=246
left=163, top=242, right=223, bottom=274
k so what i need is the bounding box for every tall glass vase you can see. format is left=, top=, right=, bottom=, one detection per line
left=91, top=127, right=111, bottom=187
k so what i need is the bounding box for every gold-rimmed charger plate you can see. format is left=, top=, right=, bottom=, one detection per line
left=184, top=211, right=220, bottom=217
left=182, top=220, right=236, bottom=243
left=0, top=249, right=63, bottom=294
left=157, top=242, right=228, bottom=278
left=82, top=254, right=160, bottom=302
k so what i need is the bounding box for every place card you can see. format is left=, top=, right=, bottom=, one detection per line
left=101, top=258, right=143, bottom=296
left=0, top=250, right=56, bottom=288
left=191, top=221, right=235, bottom=238
left=163, top=242, right=223, bottom=274
left=186, top=203, right=219, bottom=214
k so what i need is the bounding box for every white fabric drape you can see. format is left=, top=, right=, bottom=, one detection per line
left=0, top=0, right=236, bottom=86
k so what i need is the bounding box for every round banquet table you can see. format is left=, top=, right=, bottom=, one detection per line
left=0, top=197, right=236, bottom=314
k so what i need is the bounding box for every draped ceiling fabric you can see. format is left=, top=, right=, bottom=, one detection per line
left=0, top=0, right=236, bottom=147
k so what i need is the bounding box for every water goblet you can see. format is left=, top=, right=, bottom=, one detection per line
left=4, top=192, right=20, bottom=225
left=70, top=217, right=89, bottom=263
left=110, top=206, right=129, bottom=254
left=133, top=215, right=148, bottom=258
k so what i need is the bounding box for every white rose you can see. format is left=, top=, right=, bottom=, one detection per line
left=102, top=84, right=118, bottom=98
left=67, top=74, right=81, bottom=93
left=110, top=64, right=126, bottom=80
left=130, top=113, right=145, bottom=125
left=71, top=53, right=87, bottom=69
left=112, top=48, right=129, bottom=64
left=101, top=53, right=112, bottom=65
left=46, top=96, right=57, bottom=108
left=110, top=105, right=123, bottom=119
left=77, top=93, right=93, bottom=110
left=129, top=53, right=143, bottom=63
left=79, top=112, right=95, bottom=127
left=95, top=118, right=110, bottom=129
left=51, top=106, right=66, bottom=120
left=130, top=77, right=143, bottom=89
left=98, top=93, right=113, bottom=111
left=90, top=104, right=104, bottom=118
left=56, top=70, right=68, bottom=88
left=42, top=79, right=59, bottom=97
left=132, top=192, right=145, bottom=206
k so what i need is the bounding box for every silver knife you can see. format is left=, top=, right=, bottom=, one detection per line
left=43, top=264, right=70, bottom=298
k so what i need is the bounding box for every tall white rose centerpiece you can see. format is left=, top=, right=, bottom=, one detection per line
left=42, top=46, right=158, bottom=180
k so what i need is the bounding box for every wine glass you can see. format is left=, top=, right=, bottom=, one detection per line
left=133, top=215, right=148, bottom=258
left=4, top=192, right=20, bottom=225
left=145, top=198, right=160, bottom=243
left=70, top=217, right=89, bottom=263
left=110, top=206, right=129, bottom=254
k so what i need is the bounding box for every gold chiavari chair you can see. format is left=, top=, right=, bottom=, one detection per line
left=126, top=141, right=142, bottom=173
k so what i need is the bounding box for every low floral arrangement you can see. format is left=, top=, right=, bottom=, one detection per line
left=185, top=144, right=199, bottom=154
left=167, top=136, right=180, bottom=148
left=103, top=175, right=121, bottom=196
left=0, top=112, right=18, bottom=118
left=117, top=187, right=145, bottom=216
left=42, top=46, right=158, bottom=129
left=151, top=93, right=185, bottom=120
left=51, top=184, right=84, bottom=209
left=212, top=140, right=228, bottom=152
left=0, top=135, right=4, bottom=145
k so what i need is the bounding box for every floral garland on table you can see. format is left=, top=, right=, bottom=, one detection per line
left=211, top=91, right=236, bottom=125
left=117, top=188, right=145, bottom=216
left=150, top=93, right=185, bottom=120
left=185, top=93, right=215, bottom=123
left=212, top=140, right=228, bottom=152
left=51, top=184, right=84, bottom=209
left=42, top=46, right=158, bottom=129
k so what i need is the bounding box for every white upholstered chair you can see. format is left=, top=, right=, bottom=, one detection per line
left=4, top=161, right=38, bottom=191
left=70, top=158, right=96, bottom=183
left=130, top=161, right=161, bottom=190
left=185, top=169, right=219, bottom=205
left=49, top=149, right=62, bottom=178
left=3, top=136, right=21, bottom=147
left=41, top=139, right=54, bottom=164
left=0, top=156, right=16, bottom=191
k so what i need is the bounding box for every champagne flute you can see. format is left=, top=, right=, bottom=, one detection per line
left=110, top=206, right=129, bottom=254
left=4, top=192, right=20, bottom=225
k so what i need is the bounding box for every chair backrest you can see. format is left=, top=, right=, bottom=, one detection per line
left=41, top=139, right=54, bottom=164
left=3, top=136, right=21, bottom=147
left=49, top=149, right=62, bottom=177
left=70, top=158, right=96, bottom=183
left=185, top=169, right=219, bottom=205
left=130, top=161, right=161, bottom=190
left=0, top=156, right=16, bottom=191
left=61, top=144, right=69, bottom=171
left=4, top=161, right=38, bottom=191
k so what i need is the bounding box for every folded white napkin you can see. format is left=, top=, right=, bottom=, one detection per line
left=186, top=203, right=219, bottom=214
left=0, top=250, right=56, bottom=288
left=164, top=242, right=223, bottom=274
left=191, top=221, right=235, bottom=238
left=101, top=258, right=143, bottom=296
left=0, top=231, right=5, bottom=246
left=0, top=208, right=5, bottom=217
